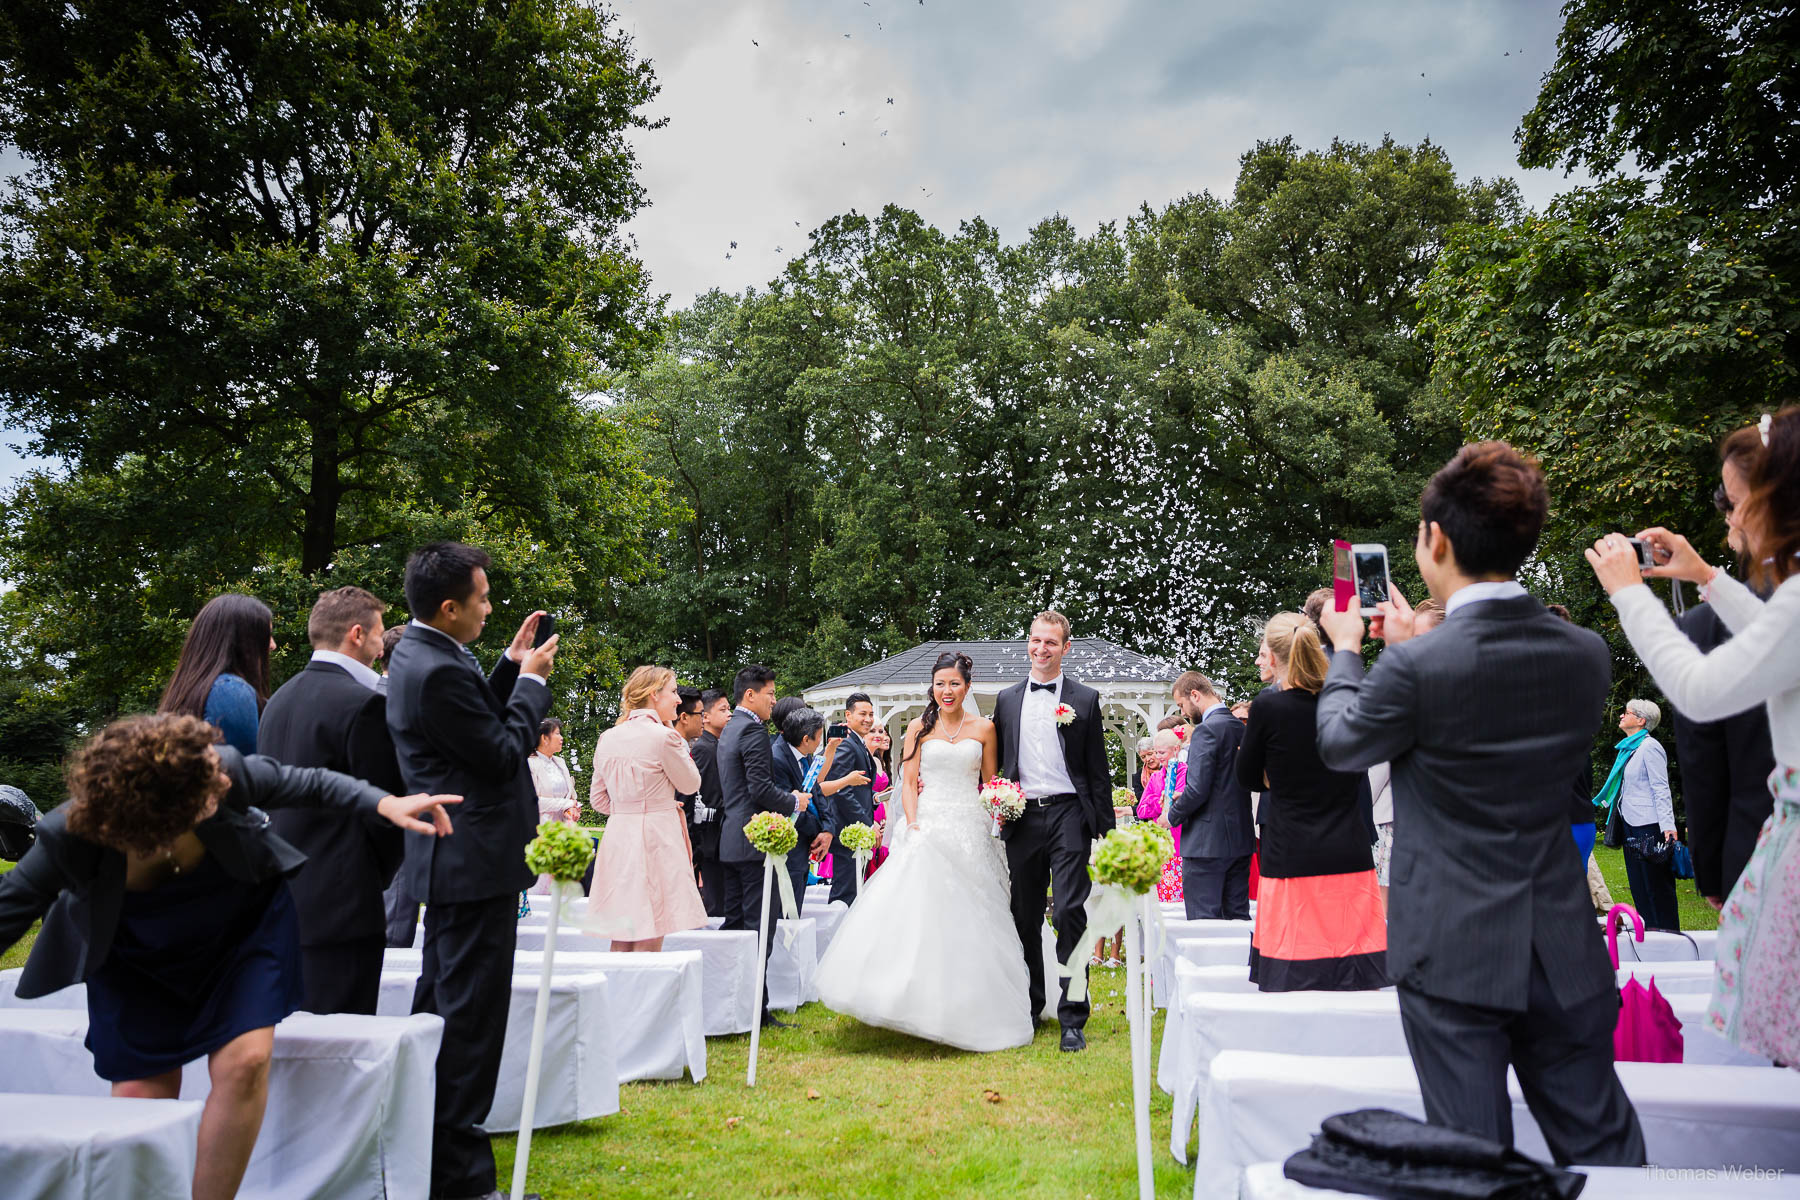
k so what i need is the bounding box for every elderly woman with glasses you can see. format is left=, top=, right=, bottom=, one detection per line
left=1597, top=698, right=1680, bottom=930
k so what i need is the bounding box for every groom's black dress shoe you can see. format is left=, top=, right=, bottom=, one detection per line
left=1059, top=1026, right=1086, bottom=1053
left=761, top=1011, right=795, bottom=1029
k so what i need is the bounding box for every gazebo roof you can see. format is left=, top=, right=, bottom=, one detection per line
left=807, top=638, right=1178, bottom=693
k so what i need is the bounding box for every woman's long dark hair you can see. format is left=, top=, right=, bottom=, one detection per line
left=158, top=593, right=275, bottom=720
left=905, top=652, right=974, bottom=762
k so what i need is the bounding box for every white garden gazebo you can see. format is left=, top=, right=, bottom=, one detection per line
left=804, top=639, right=1181, bottom=783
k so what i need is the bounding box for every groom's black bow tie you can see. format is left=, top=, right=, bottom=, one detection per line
left=1029, top=681, right=1056, bottom=693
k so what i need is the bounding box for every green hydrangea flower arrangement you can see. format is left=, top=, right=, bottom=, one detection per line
left=1112, top=786, right=1136, bottom=807
left=1089, top=822, right=1174, bottom=895
left=524, top=820, right=597, bottom=882
left=745, top=810, right=798, bottom=857
left=837, top=822, right=880, bottom=854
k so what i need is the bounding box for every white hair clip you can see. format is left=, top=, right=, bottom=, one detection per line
left=1760, top=413, right=1773, bottom=446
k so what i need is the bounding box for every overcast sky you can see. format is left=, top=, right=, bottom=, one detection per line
left=2, top=0, right=1584, bottom=486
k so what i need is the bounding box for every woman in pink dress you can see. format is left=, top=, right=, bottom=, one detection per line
left=1143, top=727, right=1189, bottom=902
left=578, top=666, right=708, bottom=951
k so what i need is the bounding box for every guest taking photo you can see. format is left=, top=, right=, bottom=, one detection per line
left=1587, top=405, right=1800, bottom=1072
left=579, top=667, right=707, bottom=951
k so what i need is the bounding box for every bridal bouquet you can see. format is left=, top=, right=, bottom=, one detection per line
left=524, top=819, right=597, bottom=883
left=837, top=822, right=880, bottom=854
left=1089, top=823, right=1175, bottom=895
left=745, top=811, right=799, bottom=857
left=979, top=777, right=1027, bottom=836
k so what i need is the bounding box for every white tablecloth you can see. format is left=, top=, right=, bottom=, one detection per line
left=661, top=929, right=759, bottom=1033
left=377, top=971, right=619, bottom=1132
left=1153, top=919, right=1254, bottom=1008
left=1201, top=1054, right=1800, bottom=1199
left=1157, top=961, right=1277, bottom=1094
left=1174, top=936, right=1254, bottom=970
left=0, top=1092, right=204, bottom=1200
left=1240, top=1160, right=1799, bottom=1200
left=1169, top=989, right=1753, bottom=1163
left=765, top=917, right=819, bottom=1010
left=0, top=1009, right=442, bottom=1200
left=382, top=947, right=703, bottom=1083
left=1618, top=961, right=1717, bottom=995
left=1604, top=925, right=1716, bottom=962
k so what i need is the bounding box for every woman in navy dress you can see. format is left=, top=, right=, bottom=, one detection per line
left=0, top=714, right=458, bottom=1200
left=159, top=592, right=276, bottom=755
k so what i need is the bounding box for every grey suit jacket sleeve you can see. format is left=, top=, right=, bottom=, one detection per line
left=1167, top=718, right=1219, bottom=828
left=1316, top=647, right=1420, bottom=773
left=744, top=729, right=797, bottom=816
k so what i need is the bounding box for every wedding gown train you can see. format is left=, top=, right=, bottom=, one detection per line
left=814, top=737, right=1034, bottom=1052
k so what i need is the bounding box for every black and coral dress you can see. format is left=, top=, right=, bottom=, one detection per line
left=1237, top=686, right=1387, bottom=991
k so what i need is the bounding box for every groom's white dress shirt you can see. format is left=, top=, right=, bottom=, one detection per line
left=1019, top=674, right=1077, bottom=799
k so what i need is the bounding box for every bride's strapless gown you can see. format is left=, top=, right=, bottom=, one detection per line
left=814, top=738, right=1033, bottom=1052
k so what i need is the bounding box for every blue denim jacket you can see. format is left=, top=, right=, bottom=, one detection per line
left=204, top=673, right=261, bottom=757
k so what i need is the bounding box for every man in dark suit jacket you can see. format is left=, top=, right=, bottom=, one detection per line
left=386, top=543, right=558, bottom=1200
left=1673, top=599, right=1777, bottom=906
left=715, top=664, right=810, bottom=1026
left=992, top=612, right=1113, bottom=1053
left=1166, top=670, right=1253, bottom=920
left=823, top=692, right=878, bottom=905
left=770, top=705, right=836, bottom=911
left=1316, top=442, right=1644, bottom=1166
left=687, top=689, right=731, bottom=917
left=262, top=586, right=406, bottom=1015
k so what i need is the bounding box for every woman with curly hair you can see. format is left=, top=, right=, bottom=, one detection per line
left=0, top=713, right=458, bottom=1200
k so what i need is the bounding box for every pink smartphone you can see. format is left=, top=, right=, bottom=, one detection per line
left=1332, top=539, right=1354, bottom=612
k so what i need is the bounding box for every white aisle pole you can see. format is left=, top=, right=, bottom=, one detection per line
left=509, top=883, right=563, bottom=1200
left=746, top=856, right=777, bottom=1086
left=1123, top=895, right=1154, bottom=1200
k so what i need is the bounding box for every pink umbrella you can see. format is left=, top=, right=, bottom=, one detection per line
left=1605, top=903, right=1684, bottom=1063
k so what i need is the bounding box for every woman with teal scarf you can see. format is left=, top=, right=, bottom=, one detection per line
left=1595, top=702, right=1679, bottom=929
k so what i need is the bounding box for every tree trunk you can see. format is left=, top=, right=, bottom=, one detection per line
left=300, top=404, right=342, bottom=575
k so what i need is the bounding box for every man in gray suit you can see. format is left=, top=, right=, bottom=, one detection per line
left=1315, top=442, right=1645, bottom=1166
left=1166, top=671, right=1254, bottom=920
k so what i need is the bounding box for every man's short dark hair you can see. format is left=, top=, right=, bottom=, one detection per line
left=676, top=685, right=702, bottom=717
left=308, top=586, right=386, bottom=649
left=781, top=706, right=825, bottom=748
left=700, top=688, right=728, bottom=711
left=404, top=542, right=491, bottom=622
left=1172, top=670, right=1218, bottom=700
left=770, top=695, right=806, bottom=732
left=845, top=691, right=873, bottom=713
left=1420, top=442, right=1548, bottom=578
left=732, top=664, right=776, bottom=706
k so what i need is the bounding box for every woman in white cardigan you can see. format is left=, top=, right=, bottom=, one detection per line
left=1587, top=408, right=1800, bottom=1068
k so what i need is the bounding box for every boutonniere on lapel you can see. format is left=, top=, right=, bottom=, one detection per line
left=1053, top=702, right=1075, bottom=727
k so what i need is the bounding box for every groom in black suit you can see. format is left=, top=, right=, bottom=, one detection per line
left=992, top=611, right=1113, bottom=1052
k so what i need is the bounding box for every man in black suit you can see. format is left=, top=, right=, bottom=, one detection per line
left=386, top=543, right=558, bottom=1200
left=1673, top=595, right=1777, bottom=908
left=688, top=689, right=731, bottom=917
left=991, top=612, right=1113, bottom=1053
left=823, top=692, right=878, bottom=904
left=769, top=705, right=836, bottom=911
left=1166, top=670, right=1253, bottom=920
left=1316, top=442, right=1644, bottom=1166
left=262, top=586, right=406, bottom=1014
left=715, top=664, right=811, bottom=1026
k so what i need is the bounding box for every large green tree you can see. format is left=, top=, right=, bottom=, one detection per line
left=0, top=0, right=668, bottom=729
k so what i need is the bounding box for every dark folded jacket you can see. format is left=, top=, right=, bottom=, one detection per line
left=1284, top=1108, right=1586, bottom=1200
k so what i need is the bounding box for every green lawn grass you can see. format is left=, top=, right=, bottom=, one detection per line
left=1591, top=845, right=1719, bottom=932
left=492, top=977, right=1193, bottom=1199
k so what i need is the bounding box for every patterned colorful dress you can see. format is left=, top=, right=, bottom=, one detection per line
left=1708, top=766, right=1800, bottom=1065
left=1152, top=761, right=1187, bottom=903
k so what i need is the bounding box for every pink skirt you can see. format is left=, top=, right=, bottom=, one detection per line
left=579, top=808, right=707, bottom=941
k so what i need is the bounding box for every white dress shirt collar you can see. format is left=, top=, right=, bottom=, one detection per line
left=1445, top=580, right=1528, bottom=619
left=310, top=649, right=382, bottom=692
left=408, top=618, right=466, bottom=648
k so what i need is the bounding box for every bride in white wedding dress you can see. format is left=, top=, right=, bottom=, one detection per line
left=814, top=652, right=1034, bottom=1052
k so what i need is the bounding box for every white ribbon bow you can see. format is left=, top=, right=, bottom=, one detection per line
left=1058, top=882, right=1143, bottom=1003
left=764, top=851, right=801, bottom=949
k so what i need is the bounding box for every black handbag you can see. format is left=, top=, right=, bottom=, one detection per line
left=1601, top=801, right=1623, bottom=850
left=1626, top=831, right=1674, bottom=865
